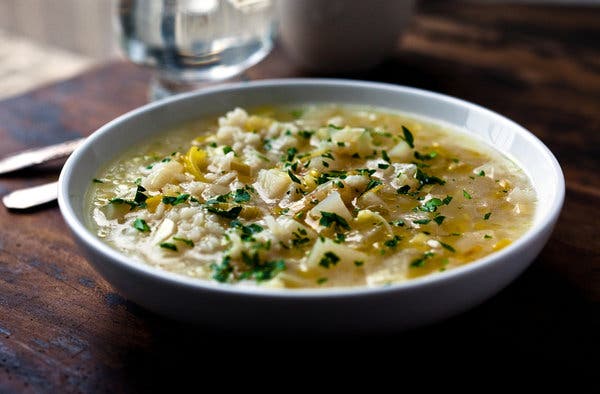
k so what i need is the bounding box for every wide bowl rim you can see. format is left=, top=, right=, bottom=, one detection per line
left=58, top=78, right=565, bottom=299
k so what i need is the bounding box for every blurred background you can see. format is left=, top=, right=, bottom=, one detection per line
left=0, top=0, right=598, bottom=100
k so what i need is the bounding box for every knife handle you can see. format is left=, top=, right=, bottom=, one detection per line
left=0, top=138, right=85, bottom=175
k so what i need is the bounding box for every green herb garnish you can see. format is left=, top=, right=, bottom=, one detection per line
left=381, top=150, right=391, bottom=163
left=384, top=235, right=401, bottom=248
left=231, top=219, right=264, bottom=241
left=483, top=212, right=492, bottom=220
left=414, top=151, right=438, bottom=161
left=319, top=211, right=351, bottom=230
left=401, top=126, right=415, bottom=148
left=433, top=215, right=446, bottom=225
left=233, top=188, right=251, bottom=203
left=365, top=179, right=382, bottom=192
left=413, top=218, right=431, bottom=225
left=396, top=185, right=411, bottom=194
left=211, top=255, right=233, bottom=282
left=133, top=218, right=150, bottom=232
left=298, top=130, right=314, bottom=139
left=463, top=190, right=472, bottom=199
left=162, top=193, right=190, bottom=206
left=319, top=252, right=340, bottom=268
left=173, top=237, right=194, bottom=247
left=439, top=242, right=456, bottom=253
left=206, top=205, right=242, bottom=219
left=159, top=242, right=177, bottom=251
left=286, top=147, right=298, bottom=162
left=411, top=251, right=434, bottom=268
left=288, top=170, right=301, bottom=184
left=420, top=198, right=443, bottom=212
left=415, top=168, right=445, bottom=188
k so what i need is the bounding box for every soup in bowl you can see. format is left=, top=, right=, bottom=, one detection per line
left=58, top=80, right=563, bottom=332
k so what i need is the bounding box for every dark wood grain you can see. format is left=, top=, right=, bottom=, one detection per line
left=0, top=1, right=598, bottom=391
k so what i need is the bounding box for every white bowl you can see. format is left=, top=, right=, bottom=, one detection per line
left=58, top=79, right=564, bottom=333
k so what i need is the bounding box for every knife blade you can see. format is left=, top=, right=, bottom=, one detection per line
left=0, top=138, right=85, bottom=175
left=2, top=181, right=58, bottom=210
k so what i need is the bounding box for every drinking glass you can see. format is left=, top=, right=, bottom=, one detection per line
left=117, top=0, right=276, bottom=101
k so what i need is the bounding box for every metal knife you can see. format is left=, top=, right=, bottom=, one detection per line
left=0, top=138, right=85, bottom=175
left=2, top=181, right=58, bottom=210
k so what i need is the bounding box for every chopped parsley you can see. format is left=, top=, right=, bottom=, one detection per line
left=231, top=220, right=264, bottom=241
left=223, top=145, right=234, bottom=155
left=442, top=195, right=453, bottom=205
left=433, top=215, right=446, bottom=225
left=319, top=252, right=340, bottom=268
left=298, top=130, right=314, bottom=139
left=478, top=170, right=485, bottom=177
left=439, top=242, right=456, bottom=253
left=109, top=186, right=149, bottom=210
left=319, top=212, right=351, bottom=230
left=365, top=179, right=382, bottom=192
left=206, top=205, right=242, bottom=219
left=109, top=198, right=141, bottom=210
left=356, top=168, right=376, bottom=176
left=134, top=185, right=148, bottom=204
left=173, top=237, right=194, bottom=247
left=413, top=218, right=431, bottom=225
left=211, top=255, right=233, bottom=282
left=92, top=178, right=104, bottom=183
left=483, top=212, right=492, bottom=220
left=420, top=198, right=443, bottom=212
left=162, top=193, right=190, bottom=206
left=415, top=168, right=445, bottom=188
left=384, top=235, right=401, bottom=248
left=463, top=190, right=473, bottom=199
left=396, top=185, right=411, bottom=194
left=133, top=218, right=150, bottom=232
left=239, top=252, right=286, bottom=282
left=159, top=242, right=177, bottom=252
left=410, top=251, right=434, bottom=268
left=401, top=126, right=415, bottom=148
left=378, top=163, right=390, bottom=169
left=292, top=228, right=311, bottom=247
left=285, top=147, right=298, bottom=162
left=414, top=151, right=438, bottom=161
left=381, top=150, right=391, bottom=163
left=354, top=261, right=364, bottom=267
left=316, top=277, right=328, bottom=285
left=263, top=139, right=272, bottom=151
left=484, top=234, right=493, bottom=239
left=288, top=170, right=301, bottom=184
left=233, top=188, right=251, bottom=203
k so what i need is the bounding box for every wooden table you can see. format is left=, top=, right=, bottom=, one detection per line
left=1, top=1, right=598, bottom=391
